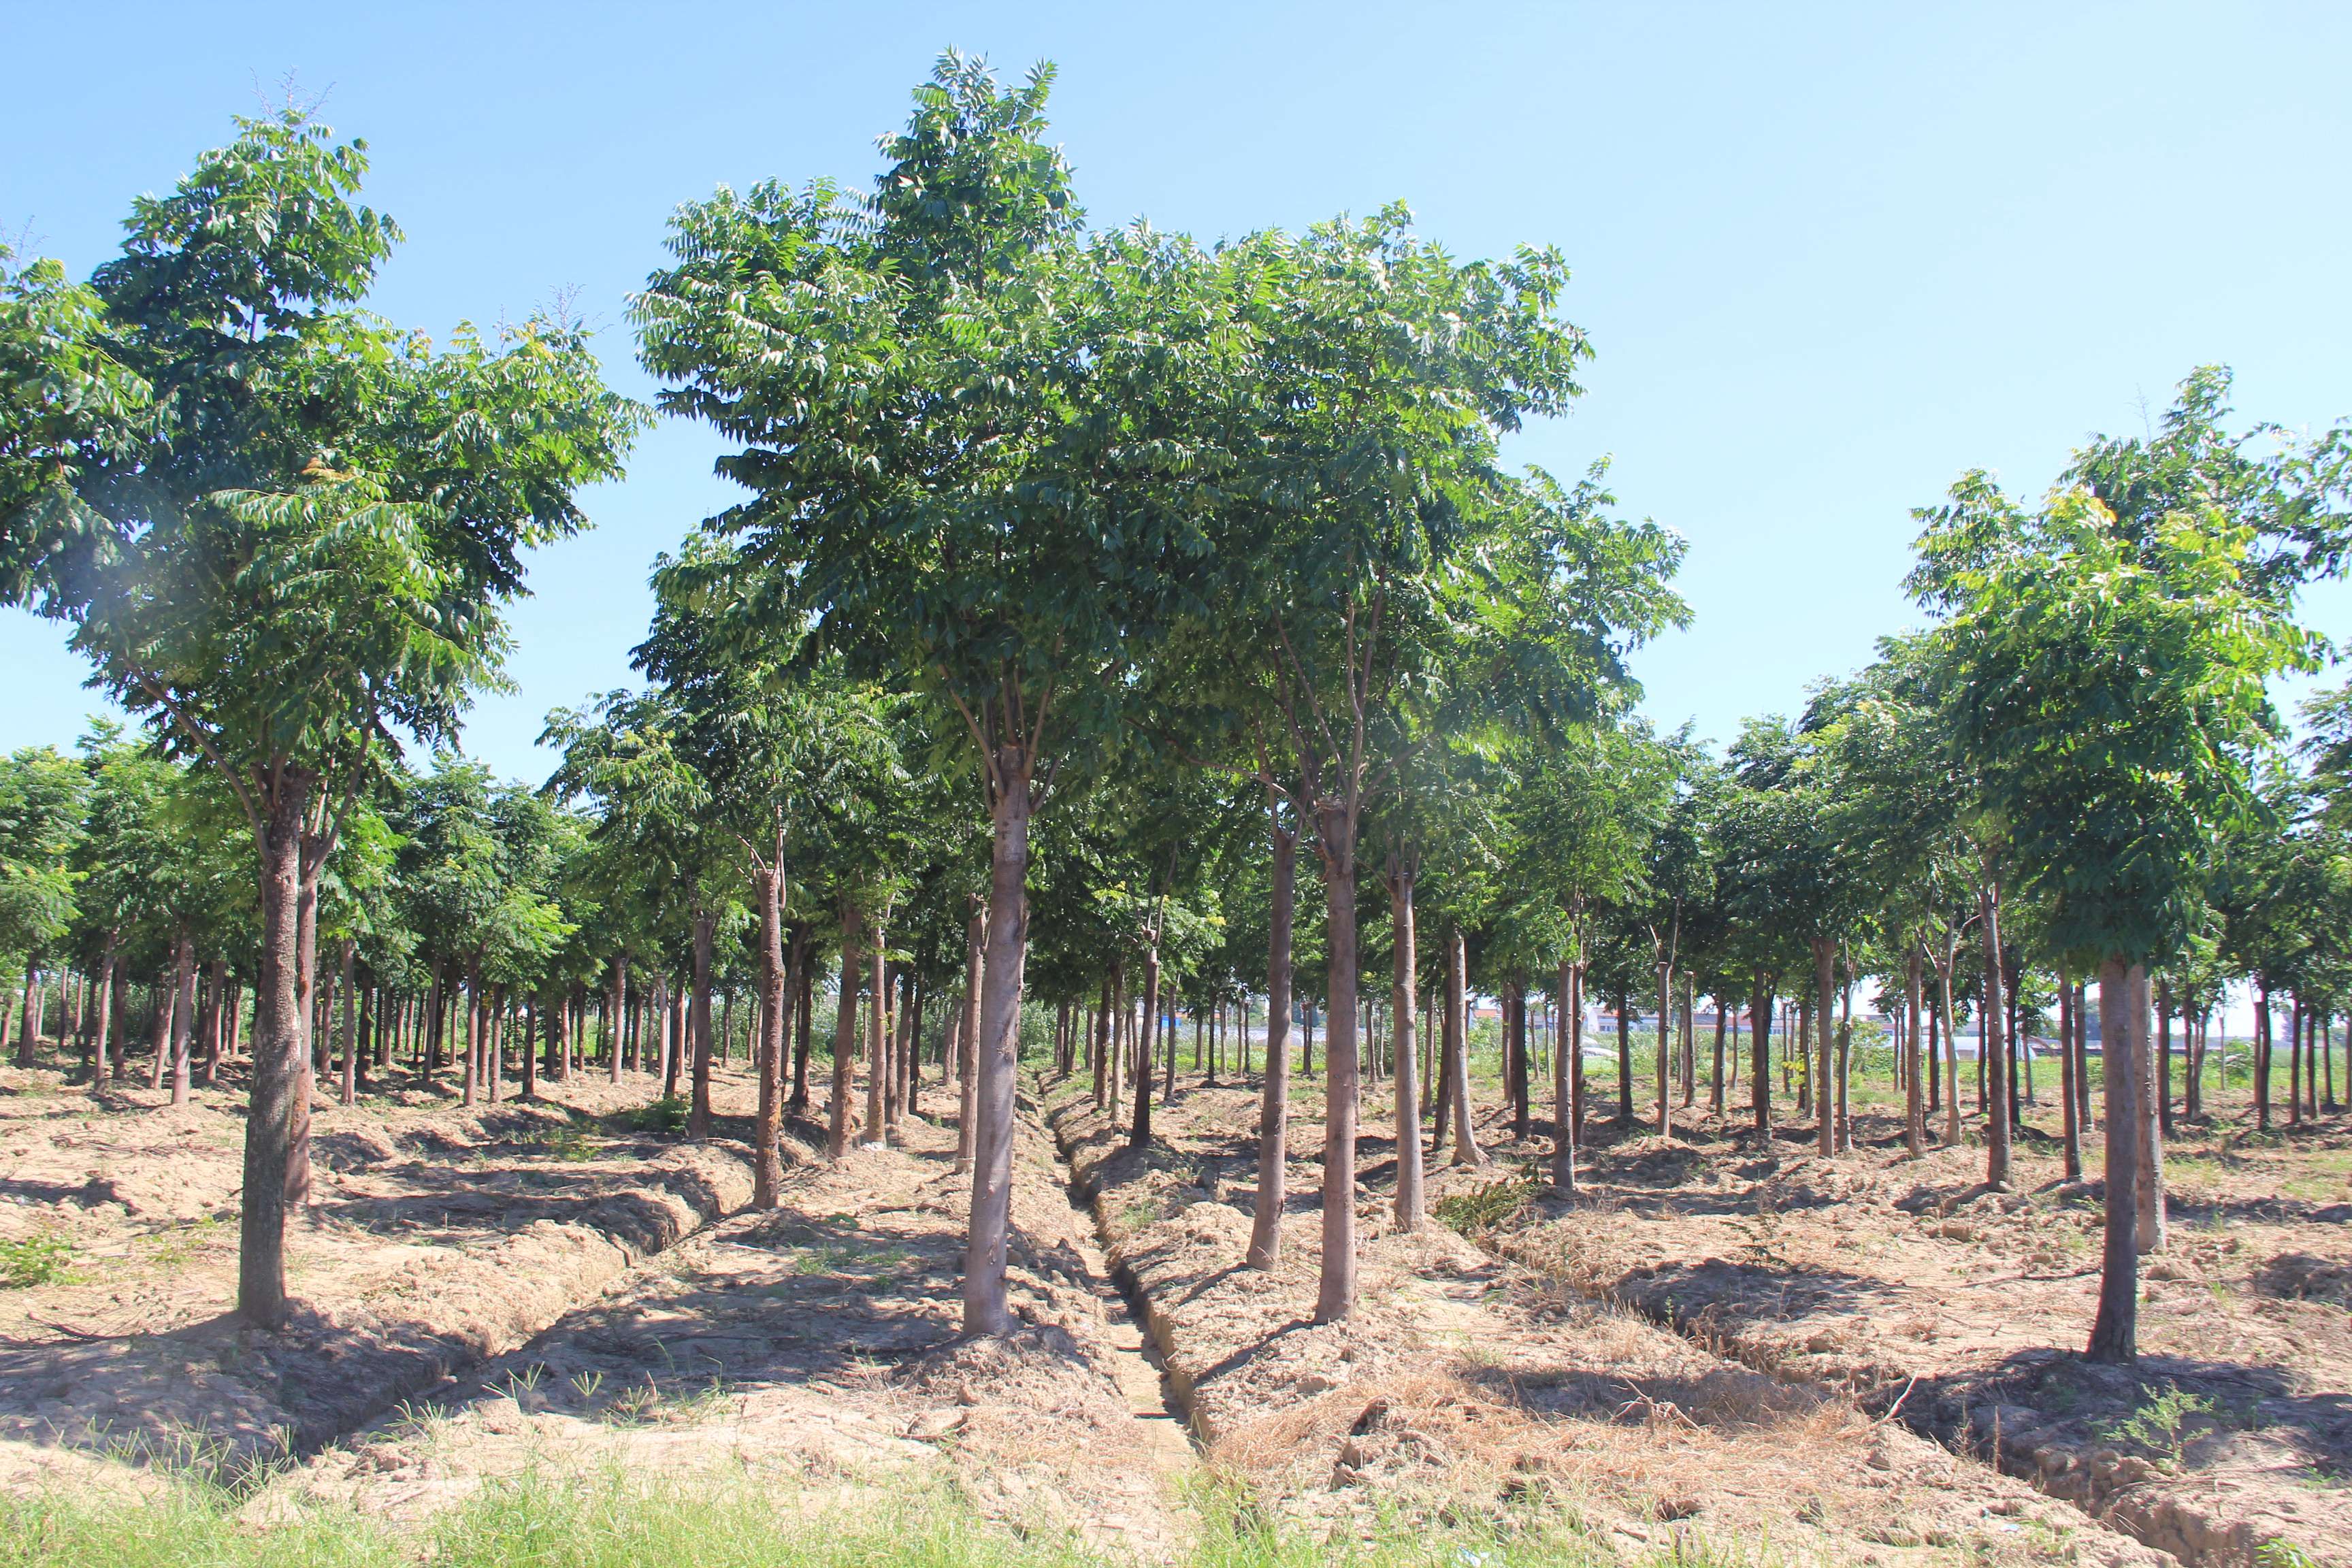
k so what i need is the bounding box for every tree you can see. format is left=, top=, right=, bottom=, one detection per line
left=0, top=746, right=88, bottom=1063
left=0, top=110, right=641, bottom=1328
left=635, top=55, right=1245, bottom=1335
left=1916, top=480, right=2308, bottom=1362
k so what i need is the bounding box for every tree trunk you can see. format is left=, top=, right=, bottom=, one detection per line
left=790, top=938, right=813, bottom=1114
left=2087, top=958, right=2143, bottom=1363
left=167, top=929, right=195, bottom=1106
left=338, top=938, right=357, bottom=1107
left=1553, top=956, right=1577, bottom=1190
left=1979, top=869, right=2011, bottom=1188
left=1247, top=806, right=1296, bottom=1269
left=1131, top=945, right=1160, bottom=1149
left=753, top=863, right=785, bottom=1208
left=1656, top=960, right=1673, bottom=1139
left=956, top=904, right=985, bottom=1175
left=238, top=776, right=309, bottom=1329
left=829, top=911, right=861, bottom=1160
left=90, top=935, right=118, bottom=1089
left=1711, top=993, right=1727, bottom=1116
left=2254, top=981, right=2271, bottom=1131
left=1814, top=938, right=1837, bottom=1158
left=1390, top=862, right=1423, bottom=1232
left=287, top=854, right=320, bottom=1209
left=2136, top=970, right=2166, bottom=1255
left=2156, top=979, right=2174, bottom=1134
left=688, top=899, right=717, bottom=1139
left=962, top=766, right=1032, bottom=1338
left=14, top=961, right=38, bottom=1068
left=1750, top=975, right=1774, bottom=1134
left=1443, top=928, right=1484, bottom=1167
left=1904, top=949, right=1924, bottom=1157
left=1313, top=816, right=1360, bottom=1324
left=2058, top=958, right=2081, bottom=1179
left=865, top=927, right=889, bottom=1147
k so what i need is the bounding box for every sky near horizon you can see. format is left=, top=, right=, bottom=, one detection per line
left=4, top=1, right=2350, bottom=785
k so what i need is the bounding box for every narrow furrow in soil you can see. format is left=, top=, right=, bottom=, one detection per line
left=1479, top=1099, right=2352, bottom=1568
left=1046, top=1073, right=2174, bottom=1567
left=263, top=1096, right=1196, bottom=1558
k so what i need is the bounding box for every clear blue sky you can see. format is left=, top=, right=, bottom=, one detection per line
left=5, top=1, right=2349, bottom=785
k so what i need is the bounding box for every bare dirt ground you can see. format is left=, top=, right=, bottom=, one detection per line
left=1045, top=1073, right=2176, bottom=1568
left=0, top=1057, right=754, bottom=1486
left=0, top=1054, right=1197, bottom=1557
left=1458, top=1080, right=2352, bottom=1567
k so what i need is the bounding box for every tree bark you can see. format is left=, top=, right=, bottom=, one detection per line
left=1131, top=945, right=1160, bottom=1148
left=1389, top=861, right=1423, bottom=1232
left=1656, top=960, right=1673, bottom=1139
left=753, top=862, right=785, bottom=1208
left=2136, top=968, right=2166, bottom=1255
left=955, top=903, right=985, bottom=1175
left=2059, top=958, right=2081, bottom=1179
left=337, top=938, right=357, bottom=1107
left=962, top=764, right=1031, bottom=1338
left=688, top=898, right=717, bottom=1139
left=1904, top=948, right=1924, bottom=1157
left=1313, top=808, right=1361, bottom=1324
left=1247, top=804, right=1296, bottom=1269
left=1554, top=956, right=1578, bottom=1190
left=1979, top=869, right=2011, bottom=1188
left=829, top=911, right=861, bottom=1160
left=167, top=929, right=195, bottom=1107
left=238, top=775, right=310, bottom=1329
left=1814, top=938, right=1837, bottom=1158
left=90, top=934, right=118, bottom=1089
left=2087, top=958, right=2143, bottom=1363
left=1750, top=975, right=1774, bottom=1135
left=865, top=918, right=889, bottom=1147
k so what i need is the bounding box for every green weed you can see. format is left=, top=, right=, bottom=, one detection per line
left=2096, top=1384, right=2219, bottom=1467
left=622, top=1096, right=688, bottom=1135
left=0, top=1231, right=72, bottom=1288
left=1435, top=1174, right=1538, bottom=1238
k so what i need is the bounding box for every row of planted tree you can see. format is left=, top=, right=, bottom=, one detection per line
left=4, top=54, right=2349, bottom=1364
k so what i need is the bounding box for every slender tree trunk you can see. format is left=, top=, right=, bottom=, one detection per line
left=2254, top=981, right=2272, bottom=1131
left=1390, top=862, right=1423, bottom=1232
left=753, top=862, right=786, bottom=1208
left=830, top=911, right=861, bottom=1160
left=790, top=938, right=813, bottom=1115
left=1904, top=949, right=1924, bottom=1157
left=962, top=767, right=1032, bottom=1339
left=1814, top=938, right=1837, bottom=1158
left=688, top=900, right=717, bottom=1139
left=1553, top=956, right=1575, bottom=1190
left=1131, top=945, right=1160, bottom=1149
left=90, top=935, right=118, bottom=1089
left=1444, top=928, right=1484, bottom=1168
left=1313, top=813, right=1361, bottom=1324
left=956, top=904, right=985, bottom=1175
left=2136, top=973, right=2166, bottom=1255
left=1980, top=870, right=2011, bottom=1188
left=238, top=777, right=310, bottom=1329
left=2156, top=979, right=2174, bottom=1134
left=1711, top=994, right=1727, bottom=1116
left=606, top=959, right=625, bottom=1084
left=167, top=929, right=195, bottom=1106
left=1616, top=998, right=1633, bottom=1122
left=1656, top=960, right=1673, bottom=1139
left=338, top=938, right=357, bottom=1107
left=866, top=925, right=891, bottom=1147
left=14, top=962, right=40, bottom=1068
left=287, top=857, right=320, bottom=1209
left=1507, top=979, right=1529, bottom=1139
left=2087, top=959, right=2144, bottom=1363
left=1247, top=806, right=1296, bottom=1268
left=2059, top=959, right=2081, bottom=1179
left=1750, top=974, right=1774, bottom=1135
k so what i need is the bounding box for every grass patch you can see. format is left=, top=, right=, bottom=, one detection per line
left=1, top=1230, right=72, bottom=1288
left=621, top=1096, right=688, bottom=1135
left=0, top=1463, right=1665, bottom=1568
left=1435, top=1173, right=1539, bottom=1239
